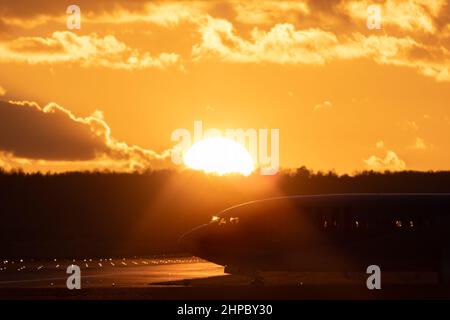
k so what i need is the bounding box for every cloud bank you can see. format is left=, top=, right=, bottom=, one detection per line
left=0, top=100, right=170, bottom=172
left=192, top=17, right=450, bottom=81
left=0, top=31, right=180, bottom=70
left=0, top=1, right=449, bottom=80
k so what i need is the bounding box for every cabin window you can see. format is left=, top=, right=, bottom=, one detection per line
left=351, top=217, right=363, bottom=230
left=211, top=216, right=220, bottom=223
left=392, top=218, right=419, bottom=230
left=322, top=217, right=340, bottom=230
left=211, top=216, right=240, bottom=226
left=349, top=213, right=370, bottom=231
left=316, top=208, right=345, bottom=232
left=319, top=209, right=335, bottom=231
left=230, top=217, right=240, bottom=224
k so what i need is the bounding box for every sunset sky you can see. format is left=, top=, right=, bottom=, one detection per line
left=0, top=0, right=449, bottom=174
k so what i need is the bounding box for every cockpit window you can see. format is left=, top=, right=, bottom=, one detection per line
left=210, top=216, right=239, bottom=225
left=230, top=217, right=239, bottom=224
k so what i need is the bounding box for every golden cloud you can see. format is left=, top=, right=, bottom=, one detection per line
left=314, top=100, right=333, bottom=111
left=410, top=137, right=429, bottom=150
left=0, top=31, right=180, bottom=70
left=89, top=2, right=208, bottom=27
left=364, top=150, right=406, bottom=171
left=0, top=2, right=448, bottom=80
left=0, top=1, right=448, bottom=80
left=0, top=1, right=209, bottom=30
left=192, top=18, right=343, bottom=64
left=339, top=0, right=447, bottom=34
left=192, top=17, right=450, bottom=81
left=376, top=141, right=385, bottom=149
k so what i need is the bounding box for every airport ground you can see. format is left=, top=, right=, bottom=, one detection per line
left=0, top=255, right=449, bottom=299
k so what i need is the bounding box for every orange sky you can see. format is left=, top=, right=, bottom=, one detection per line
left=0, top=0, right=449, bottom=174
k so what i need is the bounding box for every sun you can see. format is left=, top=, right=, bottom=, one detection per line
left=183, top=137, right=254, bottom=176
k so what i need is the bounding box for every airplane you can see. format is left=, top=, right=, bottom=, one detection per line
left=179, top=193, right=450, bottom=285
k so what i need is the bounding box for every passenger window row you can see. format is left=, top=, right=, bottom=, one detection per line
left=304, top=207, right=433, bottom=232
left=210, top=216, right=240, bottom=225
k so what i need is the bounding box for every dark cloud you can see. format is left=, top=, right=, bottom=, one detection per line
left=0, top=100, right=170, bottom=171
left=0, top=100, right=108, bottom=161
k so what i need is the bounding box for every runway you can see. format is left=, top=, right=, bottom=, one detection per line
left=0, top=256, right=223, bottom=289
left=1, top=255, right=450, bottom=299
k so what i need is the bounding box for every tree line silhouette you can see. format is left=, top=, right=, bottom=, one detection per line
left=1, top=167, right=450, bottom=258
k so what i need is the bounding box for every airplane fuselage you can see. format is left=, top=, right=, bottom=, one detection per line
left=179, top=194, right=450, bottom=277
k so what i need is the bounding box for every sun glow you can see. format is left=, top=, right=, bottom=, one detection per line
left=183, top=137, right=254, bottom=176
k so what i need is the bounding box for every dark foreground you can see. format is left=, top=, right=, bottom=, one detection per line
left=2, top=285, right=450, bottom=300
left=1, top=256, right=449, bottom=299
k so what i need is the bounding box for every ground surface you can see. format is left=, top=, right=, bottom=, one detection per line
left=1, top=256, right=449, bottom=299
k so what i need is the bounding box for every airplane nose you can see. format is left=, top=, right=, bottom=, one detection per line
left=178, top=225, right=207, bottom=254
